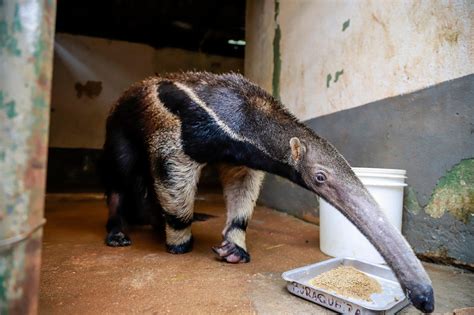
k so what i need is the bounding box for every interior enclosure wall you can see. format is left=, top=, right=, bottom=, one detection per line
left=47, top=33, right=244, bottom=191
left=245, top=0, right=474, bottom=268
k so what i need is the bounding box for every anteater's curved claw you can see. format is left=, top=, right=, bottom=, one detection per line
left=212, top=241, right=250, bottom=263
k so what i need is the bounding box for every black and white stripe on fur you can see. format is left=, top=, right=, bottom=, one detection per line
left=101, top=72, right=302, bottom=261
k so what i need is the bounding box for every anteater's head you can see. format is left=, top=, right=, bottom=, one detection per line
left=289, top=136, right=434, bottom=313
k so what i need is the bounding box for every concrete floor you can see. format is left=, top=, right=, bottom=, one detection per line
left=40, top=194, right=474, bottom=314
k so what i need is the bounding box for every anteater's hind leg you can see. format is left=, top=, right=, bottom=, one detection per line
left=105, top=192, right=132, bottom=246
left=213, top=165, right=264, bottom=263
left=101, top=128, right=144, bottom=247
left=153, top=150, right=204, bottom=254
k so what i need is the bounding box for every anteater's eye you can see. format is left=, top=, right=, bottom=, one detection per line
left=315, top=171, right=327, bottom=183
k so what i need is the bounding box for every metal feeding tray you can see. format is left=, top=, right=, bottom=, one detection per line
left=282, top=258, right=410, bottom=314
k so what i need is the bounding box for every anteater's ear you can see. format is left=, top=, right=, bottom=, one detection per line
left=290, top=137, right=305, bottom=163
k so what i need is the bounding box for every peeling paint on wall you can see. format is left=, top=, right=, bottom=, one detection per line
left=258, top=74, right=474, bottom=267
left=326, top=70, right=344, bottom=87
left=326, top=73, right=332, bottom=88
left=334, top=69, right=344, bottom=82
left=272, top=0, right=281, bottom=99
left=0, top=3, right=22, bottom=56
left=404, top=186, right=422, bottom=215
left=12, top=3, right=22, bottom=33
left=425, top=159, right=473, bottom=223
left=0, top=0, right=56, bottom=311
left=248, top=0, right=473, bottom=120
left=0, top=91, right=18, bottom=119
left=342, top=19, right=350, bottom=32
left=33, top=37, right=46, bottom=76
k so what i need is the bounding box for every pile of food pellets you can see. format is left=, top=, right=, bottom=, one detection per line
left=308, top=266, right=382, bottom=301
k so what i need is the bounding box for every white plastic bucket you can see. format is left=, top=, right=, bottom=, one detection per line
left=319, top=167, right=407, bottom=264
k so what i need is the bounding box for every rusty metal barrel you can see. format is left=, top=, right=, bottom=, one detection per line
left=0, top=0, right=56, bottom=313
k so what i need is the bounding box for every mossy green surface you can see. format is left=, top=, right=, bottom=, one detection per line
left=404, top=185, right=422, bottom=214
left=425, top=159, right=474, bottom=223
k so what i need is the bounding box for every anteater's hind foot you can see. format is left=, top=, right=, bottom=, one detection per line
left=105, top=230, right=131, bottom=247
left=105, top=192, right=132, bottom=247
left=105, top=214, right=132, bottom=247
left=212, top=240, right=250, bottom=263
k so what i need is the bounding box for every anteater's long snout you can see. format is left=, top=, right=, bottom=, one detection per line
left=330, top=187, right=435, bottom=313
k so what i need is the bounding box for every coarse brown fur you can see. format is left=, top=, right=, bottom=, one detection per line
left=100, top=71, right=434, bottom=312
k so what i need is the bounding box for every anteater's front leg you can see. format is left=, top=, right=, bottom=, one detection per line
left=154, top=152, right=204, bottom=254
left=213, top=165, right=264, bottom=263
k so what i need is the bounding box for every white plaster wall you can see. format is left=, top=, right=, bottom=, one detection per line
left=49, top=33, right=243, bottom=149
left=245, top=0, right=275, bottom=93
left=246, top=0, right=473, bottom=120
